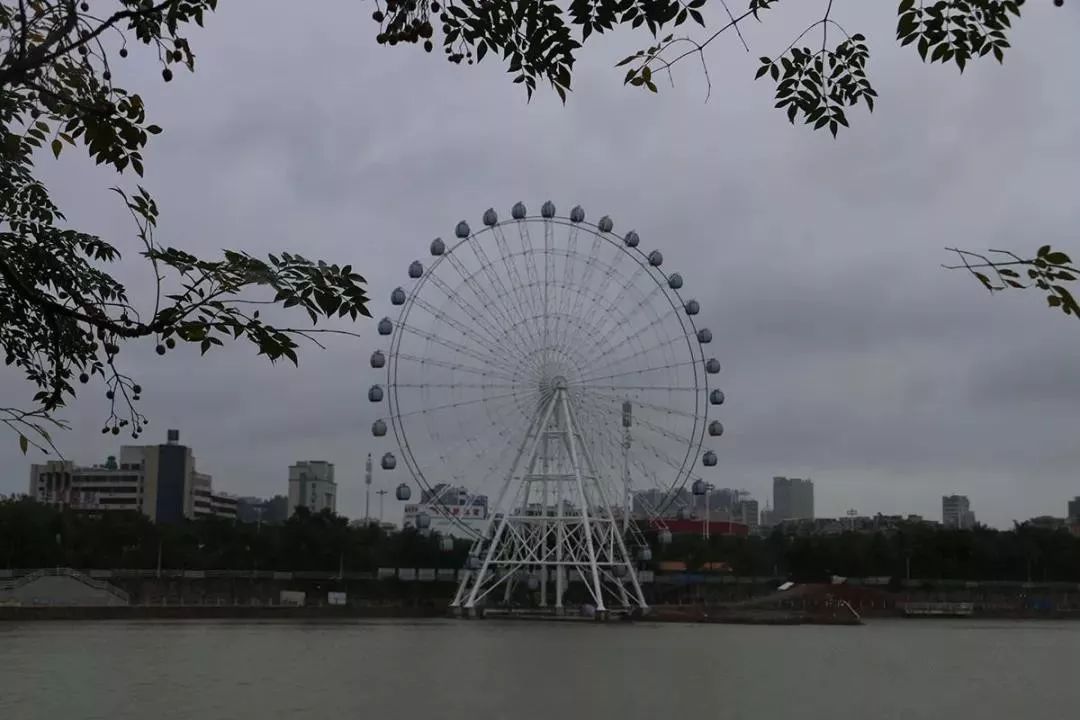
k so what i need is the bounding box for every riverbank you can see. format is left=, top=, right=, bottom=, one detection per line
left=0, top=604, right=447, bottom=622
left=5, top=603, right=1080, bottom=623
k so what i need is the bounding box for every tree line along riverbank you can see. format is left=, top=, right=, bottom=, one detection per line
left=4, top=497, right=1080, bottom=583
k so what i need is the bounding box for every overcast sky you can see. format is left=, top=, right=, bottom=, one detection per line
left=2, top=1, right=1079, bottom=528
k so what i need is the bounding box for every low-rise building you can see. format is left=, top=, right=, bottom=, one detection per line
left=403, top=484, right=489, bottom=537
left=209, top=493, right=238, bottom=520
left=30, top=454, right=142, bottom=515
left=28, top=430, right=236, bottom=523
left=236, top=495, right=289, bottom=525
left=942, top=495, right=976, bottom=529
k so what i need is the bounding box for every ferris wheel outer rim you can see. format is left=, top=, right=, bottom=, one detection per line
left=386, top=212, right=711, bottom=534
left=381, top=208, right=716, bottom=536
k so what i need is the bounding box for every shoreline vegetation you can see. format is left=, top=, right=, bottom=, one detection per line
left=4, top=500, right=1080, bottom=624
left=4, top=499, right=1080, bottom=583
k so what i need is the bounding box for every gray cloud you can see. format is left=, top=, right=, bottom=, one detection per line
left=3, top=1, right=1079, bottom=528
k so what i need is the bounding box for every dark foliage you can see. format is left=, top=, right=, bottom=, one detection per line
left=0, top=498, right=468, bottom=570
left=371, top=0, right=1075, bottom=317
left=4, top=498, right=1079, bottom=582
left=649, top=520, right=1080, bottom=582
left=1, top=2, right=370, bottom=454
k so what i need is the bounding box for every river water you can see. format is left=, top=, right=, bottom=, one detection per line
left=1, top=618, right=1076, bottom=719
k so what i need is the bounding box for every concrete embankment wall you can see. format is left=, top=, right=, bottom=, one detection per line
left=0, top=575, right=128, bottom=607
left=4, top=569, right=1080, bottom=621
left=0, top=605, right=447, bottom=621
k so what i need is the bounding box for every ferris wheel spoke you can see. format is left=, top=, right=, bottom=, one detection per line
left=516, top=221, right=546, bottom=324
left=575, top=399, right=696, bottom=484
left=573, top=385, right=700, bottom=421
left=629, top=414, right=701, bottom=446
left=406, top=292, right=526, bottom=373
left=551, top=282, right=602, bottom=370
left=466, top=235, right=542, bottom=353
left=565, top=235, right=604, bottom=327
left=528, top=263, right=653, bottom=378
left=579, top=384, right=699, bottom=392
left=396, top=320, right=523, bottom=377
left=556, top=228, right=582, bottom=332
left=536, top=276, right=642, bottom=382
left=443, top=249, right=537, bottom=361
left=580, top=263, right=648, bottom=356
left=570, top=397, right=687, bottom=503
left=492, top=224, right=544, bottom=349
left=544, top=246, right=604, bottom=367
left=401, top=398, right=533, bottom=507
left=555, top=247, right=602, bottom=361
left=393, top=352, right=519, bottom=384
left=423, top=398, right=532, bottom=477
left=576, top=359, right=702, bottom=385
left=462, top=254, right=550, bottom=369
left=574, top=349, right=699, bottom=395
left=423, top=271, right=522, bottom=352
left=389, top=386, right=541, bottom=421
left=574, top=289, right=657, bottom=372
left=436, top=259, right=551, bottom=378
left=410, top=403, right=536, bottom=534
left=394, top=382, right=523, bottom=390
left=516, top=311, right=608, bottom=378
left=592, top=339, right=688, bottom=385
left=583, top=300, right=681, bottom=372
left=542, top=219, right=556, bottom=370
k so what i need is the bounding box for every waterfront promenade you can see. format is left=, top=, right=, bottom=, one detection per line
left=4, top=567, right=1080, bottom=622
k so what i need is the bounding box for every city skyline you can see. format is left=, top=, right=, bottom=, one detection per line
left=6, top=427, right=1079, bottom=531
left=14, top=437, right=1078, bottom=530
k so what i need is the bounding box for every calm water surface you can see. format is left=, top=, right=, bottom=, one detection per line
left=1, top=618, right=1077, bottom=719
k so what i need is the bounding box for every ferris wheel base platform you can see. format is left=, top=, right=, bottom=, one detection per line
left=451, top=606, right=644, bottom=623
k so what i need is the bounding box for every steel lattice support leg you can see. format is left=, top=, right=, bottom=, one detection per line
left=457, top=384, right=646, bottom=613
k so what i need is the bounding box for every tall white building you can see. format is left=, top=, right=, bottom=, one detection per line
left=288, top=461, right=337, bottom=516
left=942, top=495, right=976, bottom=529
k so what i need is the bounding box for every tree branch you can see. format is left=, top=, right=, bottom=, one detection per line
left=0, top=0, right=184, bottom=87
left=0, top=253, right=147, bottom=338
left=0, top=0, right=78, bottom=87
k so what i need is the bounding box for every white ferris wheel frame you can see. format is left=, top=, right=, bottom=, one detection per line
left=374, top=203, right=722, bottom=614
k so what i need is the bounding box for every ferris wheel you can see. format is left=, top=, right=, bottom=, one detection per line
left=368, top=201, right=724, bottom=615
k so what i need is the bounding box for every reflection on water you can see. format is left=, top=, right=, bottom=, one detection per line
left=1, top=619, right=1077, bottom=720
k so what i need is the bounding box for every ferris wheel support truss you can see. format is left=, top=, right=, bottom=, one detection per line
left=451, top=382, right=647, bottom=614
